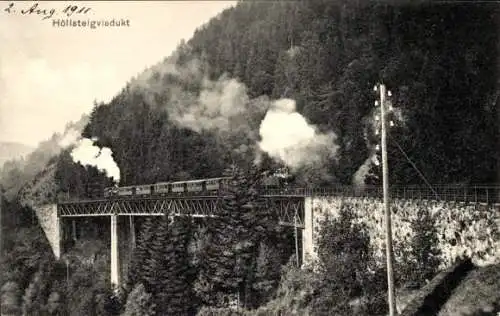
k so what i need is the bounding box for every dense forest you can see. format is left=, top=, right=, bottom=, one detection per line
left=1, top=0, right=500, bottom=315
left=78, top=0, right=500, bottom=189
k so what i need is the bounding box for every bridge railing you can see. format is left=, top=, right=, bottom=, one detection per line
left=389, top=185, right=500, bottom=204
left=57, top=185, right=500, bottom=204
left=262, top=185, right=500, bottom=204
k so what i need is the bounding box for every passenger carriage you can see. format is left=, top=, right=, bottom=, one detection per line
left=154, top=182, right=171, bottom=195
left=102, top=176, right=241, bottom=198
left=186, top=180, right=204, bottom=194
left=117, top=186, right=135, bottom=197
left=171, top=181, right=186, bottom=194
left=135, top=184, right=152, bottom=195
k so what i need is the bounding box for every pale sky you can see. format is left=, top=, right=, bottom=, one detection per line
left=0, top=1, right=236, bottom=147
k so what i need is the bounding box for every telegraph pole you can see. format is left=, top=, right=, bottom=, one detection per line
left=378, top=83, right=397, bottom=316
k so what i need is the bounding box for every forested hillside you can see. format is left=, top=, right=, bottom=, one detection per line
left=0, top=115, right=89, bottom=201
left=77, top=0, right=499, bottom=190
left=2, top=1, right=498, bottom=202
left=1, top=1, right=500, bottom=315
left=0, top=142, right=33, bottom=169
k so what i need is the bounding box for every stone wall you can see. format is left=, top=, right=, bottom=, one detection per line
left=307, top=197, right=500, bottom=269
left=34, top=204, right=60, bottom=259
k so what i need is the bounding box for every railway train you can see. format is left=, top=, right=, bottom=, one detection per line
left=97, top=175, right=500, bottom=203
left=104, top=177, right=232, bottom=197
left=103, top=171, right=293, bottom=198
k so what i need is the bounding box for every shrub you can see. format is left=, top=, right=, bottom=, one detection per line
left=312, top=204, right=387, bottom=315
left=248, top=257, right=316, bottom=316
left=402, top=205, right=441, bottom=287
left=1, top=281, right=22, bottom=315
left=122, top=283, right=156, bottom=316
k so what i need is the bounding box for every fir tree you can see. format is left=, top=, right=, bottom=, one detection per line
left=195, top=164, right=276, bottom=309
left=407, top=205, right=441, bottom=287
left=21, top=259, right=53, bottom=316
left=139, top=215, right=197, bottom=315
left=312, top=205, right=386, bottom=316
left=252, top=241, right=282, bottom=306
left=1, top=281, right=22, bottom=316
left=126, top=217, right=157, bottom=291
left=142, top=215, right=170, bottom=295
left=156, top=217, right=196, bottom=316
left=122, top=283, right=156, bottom=316
left=196, top=164, right=243, bottom=307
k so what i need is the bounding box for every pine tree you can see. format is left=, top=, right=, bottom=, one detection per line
left=226, top=165, right=255, bottom=308
left=312, top=205, right=386, bottom=316
left=195, top=164, right=275, bottom=309
left=142, top=215, right=170, bottom=295
left=195, top=164, right=243, bottom=307
left=233, top=167, right=277, bottom=308
left=407, top=205, right=441, bottom=287
left=122, top=283, right=156, bottom=316
left=252, top=241, right=282, bottom=305
left=21, top=259, right=53, bottom=316
left=1, top=281, right=22, bottom=316
left=44, top=291, right=63, bottom=315
left=126, top=217, right=158, bottom=291
left=156, top=217, right=196, bottom=315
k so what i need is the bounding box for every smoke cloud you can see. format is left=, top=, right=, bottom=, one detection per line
left=138, top=58, right=272, bottom=158
left=352, top=153, right=380, bottom=189
left=128, top=52, right=338, bottom=177
left=166, top=71, right=338, bottom=173
left=58, top=128, right=81, bottom=148
left=56, top=122, right=121, bottom=183
left=129, top=56, right=267, bottom=152
left=70, top=138, right=120, bottom=183
left=352, top=96, right=405, bottom=188
left=258, top=99, right=338, bottom=171
left=169, top=77, right=267, bottom=134
left=352, top=104, right=383, bottom=188
left=130, top=56, right=205, bottom=108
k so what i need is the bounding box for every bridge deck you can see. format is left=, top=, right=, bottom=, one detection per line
left=57, top=195, right=305, bottom=228
left=56, top=185, right=500, bottom=227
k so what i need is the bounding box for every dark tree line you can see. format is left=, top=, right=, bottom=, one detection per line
left=124, top=165, right=292, bottom=314
left=76, top=0, right=499, bottom=189
left=1, top=1, right=498, bottom=202
left=1, top=0, right=499, bottom=314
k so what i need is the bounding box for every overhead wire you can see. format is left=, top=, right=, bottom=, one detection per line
left=390, top=136, right=440, bottom=200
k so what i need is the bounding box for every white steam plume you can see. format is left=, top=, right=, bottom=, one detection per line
left=258, top=99, right=338, bottom=171
left=169, top=77, right=266, bottom=133
left=58, top=128, right=81, bottom=148
left=129, top=53, right=338, bottom=174
left=352, top=150, right=380, bottom=189
left=165, top=72, right=270, bottom=157
left=352, top=96, right=405, bottom=188
left=70, top=138, right=120, bottom=183
left=130, top=57, right=205, bottom=108
left=352, top=105, right=383, bottom=189
left=56, top=115, right=89, bottom=149
left=56, top=123, right=121, bottom=183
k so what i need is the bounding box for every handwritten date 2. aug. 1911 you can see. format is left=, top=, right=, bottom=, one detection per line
left=3, top=2, right=92, bottom=20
